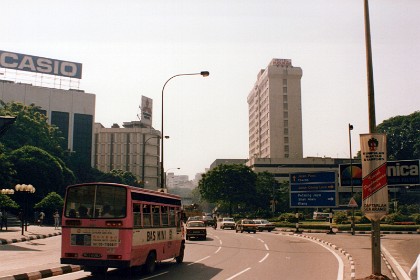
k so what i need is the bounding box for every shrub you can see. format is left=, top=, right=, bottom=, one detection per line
left=334, top=211, right=349, bottom=224
left=384, top=212, right=407, bottom=224
left=278, top=212, right=299, bottom=223
left=410, top=213, right=420, bottom=224
left=358, top=215, right=371, bottom=224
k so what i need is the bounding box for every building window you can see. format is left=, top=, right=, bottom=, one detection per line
left=73, top=113, right=93, bottom=166
left=51, top=111, right=70, bottom=146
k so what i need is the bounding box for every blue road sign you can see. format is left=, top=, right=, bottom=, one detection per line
left=289, top=171, right=337, bottom=208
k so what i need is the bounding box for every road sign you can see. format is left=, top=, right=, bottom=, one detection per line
left=289, top=171, right=337, bottom=208
left=348, top=197, right=358, bottom=208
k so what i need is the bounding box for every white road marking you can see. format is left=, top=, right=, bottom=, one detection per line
left=226, top=267, right=252, bottom=280
left=187, top=256, right=210, bottom=266
left=142, top=271, right=169, bottom=279
left=381, top=245, right=411, bottom=280
left=294, top=235, right=344, bottom=280
left=259, top=253, right=270, bottom=263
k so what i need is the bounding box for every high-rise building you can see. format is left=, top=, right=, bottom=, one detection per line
left=248, top=58, right=303, bottom=159
left=93, top=121, right=161, bottom=189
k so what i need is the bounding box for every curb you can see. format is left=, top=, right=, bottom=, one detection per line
left=0, top=232, right=62, bottom=245
left=0, top=265, right=82, bottom=280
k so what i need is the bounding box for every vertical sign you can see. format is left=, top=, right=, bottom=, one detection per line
left=360, top=133, right=388, bottom=221
left=141, top=96, right=153, bottom=126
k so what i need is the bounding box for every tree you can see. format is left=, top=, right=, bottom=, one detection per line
left=0, top=101, right=67, bottom=158
left=0, top=194, right=19, bottom=210
left=8, top=146, right=73, bottom=200
left=376, top=111, right=420, bottom=160
left=255, top=172, right=279, bottom=215
left=34, top=192, right=64, bottom=224
left=198, top=164, right=257, bottom=216
left=99, top=169, right=142, bottom=187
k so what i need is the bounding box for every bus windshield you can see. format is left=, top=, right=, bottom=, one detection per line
left=64, top=184, right=127, bottom=219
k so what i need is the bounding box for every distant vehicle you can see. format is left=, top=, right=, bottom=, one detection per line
left=186, top=221, right=207, bottom=240
left=187, top=216, right=202, bottom=222
left=220, top=217, right=236, bottom=230
left=235, top=219, right=257, bottom=234
left=313, top=212, right=330, bottom=221
left=253, top=219, right=275, bottom=232
left=201, top=215, right=215, bottom=227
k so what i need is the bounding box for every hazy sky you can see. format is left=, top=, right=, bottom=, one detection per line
left=2, top=0, right=419, bottom=179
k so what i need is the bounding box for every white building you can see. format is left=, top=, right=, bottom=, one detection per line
left=248, top=58, right=303, bottom=159
left=93, top=121, right=161, bottom=189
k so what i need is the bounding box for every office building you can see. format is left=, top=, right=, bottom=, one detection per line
left=248, top=58, right=303, bottom=159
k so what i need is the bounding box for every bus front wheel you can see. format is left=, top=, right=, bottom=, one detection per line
left=175, top=243, right=185, bottom=263
left=144, top=251, right=157, bottom=274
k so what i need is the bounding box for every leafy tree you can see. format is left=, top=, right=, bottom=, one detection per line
left=0, top=101, right=67, bottom=157
left=98, top=169, right=142, bottom=187
left=376, top=111, right=420, bottom=160
left=0, top=194, right=19, bottom=210
left=255, top=172, right=279, bottom=215
left=0, top=144, right=16, bottom=188
left=198, top=164, right=257, bottom=216
left=34, top=192, right=64, bottom=224
left=8, top=146, right=72, bottom=200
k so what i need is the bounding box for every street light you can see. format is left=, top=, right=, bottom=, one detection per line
left=348, top=123, right=355, bottom=235
left=1, top=189, right=15, bottom=195
left=160, top=71, right=210, bottom=189
left=15, top=184, right=36, bottom=235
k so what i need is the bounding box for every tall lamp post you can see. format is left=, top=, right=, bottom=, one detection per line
left=160, top=71, right=210, bottom=189
left=348, top=123, right=355, bottom=235
left=15, top=184, right=35, bottom=235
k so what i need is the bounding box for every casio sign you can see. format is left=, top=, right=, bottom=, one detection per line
left=0, top=50, right=82, bottom=79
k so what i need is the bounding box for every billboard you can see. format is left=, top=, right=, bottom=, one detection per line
left=140, top=96, right=153, bottom=126
left=0, top=50, right=82, bottom=79
left=340, top=159, right=420, bottom=187
left=360, top=133, right=388, bottom=221
left=289, top=171, right=337, bottom=208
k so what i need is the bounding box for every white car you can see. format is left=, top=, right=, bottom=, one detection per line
left=220, top=217, right=236, bottom=230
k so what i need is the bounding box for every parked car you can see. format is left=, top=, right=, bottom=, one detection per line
left=235, top=219, right=257, bottom=233
left=253, top=219, right=275, bottom=232
left=220, top=217, right=236, bottom=230
left=186, top=221, right=207, bottom=240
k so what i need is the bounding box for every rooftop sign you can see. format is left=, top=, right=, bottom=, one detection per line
left=0, top=50, right=82, bottom=79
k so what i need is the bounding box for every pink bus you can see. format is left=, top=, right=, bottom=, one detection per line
left=60, top=182, right=185, bottom=276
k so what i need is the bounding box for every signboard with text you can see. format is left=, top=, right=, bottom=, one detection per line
left=289, top=171, right=337, bottom=208
left=360, top=133, right=388, bottom=221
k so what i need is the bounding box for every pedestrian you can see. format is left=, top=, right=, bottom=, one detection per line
left=1, top=210, right=8, bottom=230
left=0, top=210, right=4, bottom=230
left=38, top=211, right=45, bottom=226
left=53, top=210, right=60, bottom=229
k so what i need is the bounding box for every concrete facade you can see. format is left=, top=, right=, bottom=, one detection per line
left=0, top=79, right=95, bottom=165
left=248, top=58, right=303, bottom=160
left=93, top=121, right=161, bottom=189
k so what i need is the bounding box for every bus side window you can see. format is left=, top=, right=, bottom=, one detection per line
left=143, top=204, right=151, bottom=227
left=152, top=205, right=161, bottom=227
left=162, top=206, right=169, bottom=226
left=133, top=204, right=141, bottom=227
left=169, top=208, right=176, bottom=226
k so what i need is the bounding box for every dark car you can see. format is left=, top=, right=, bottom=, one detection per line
left=202, top=216, right=215, bottom=227
left=235, top=219, right=257, bottom=234
left=186, top=221, right=207, bottom=240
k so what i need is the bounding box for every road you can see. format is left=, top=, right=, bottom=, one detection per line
left=1, top=228, right=418, bottom=280
left=4, top=228, right=344, bottom=280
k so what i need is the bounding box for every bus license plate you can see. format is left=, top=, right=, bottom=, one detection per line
left=82, top=253, right=102, bottom=258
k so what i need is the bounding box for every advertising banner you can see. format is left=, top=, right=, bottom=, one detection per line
left=141, top=96, right=153, bottom=126
left=360, top=133, right=388, bottom=221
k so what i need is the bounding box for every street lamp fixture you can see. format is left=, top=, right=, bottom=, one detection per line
left=15, top=184, right=36, bottom=235
left=160, top=71, right=209, bottom=189
left=1, top=189, right=15, bottom=195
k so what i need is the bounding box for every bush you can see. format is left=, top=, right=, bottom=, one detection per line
left=358, top=215, right=371, bottom=224
left=334, top=211, right=349, bottom=224
left=410, top=213, right=420, bottom=224
left=278, top=212, right=300, bottom=223
left=384, top=212, right=407, bottom=224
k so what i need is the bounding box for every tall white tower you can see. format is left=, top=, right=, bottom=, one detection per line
left=248, top=58, right=303, bottom=159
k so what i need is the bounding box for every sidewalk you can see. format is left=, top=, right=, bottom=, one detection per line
left=0, top=226, right=81, bottom=280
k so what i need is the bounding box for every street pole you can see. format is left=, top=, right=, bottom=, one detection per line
left=160, top=71, right=209, bottom=190
left=364, top=0, right=381, bottom=276
left=349, top=124, right=355, bottom=235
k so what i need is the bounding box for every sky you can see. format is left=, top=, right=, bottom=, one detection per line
left=2, top=0, right=420, bottom=179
